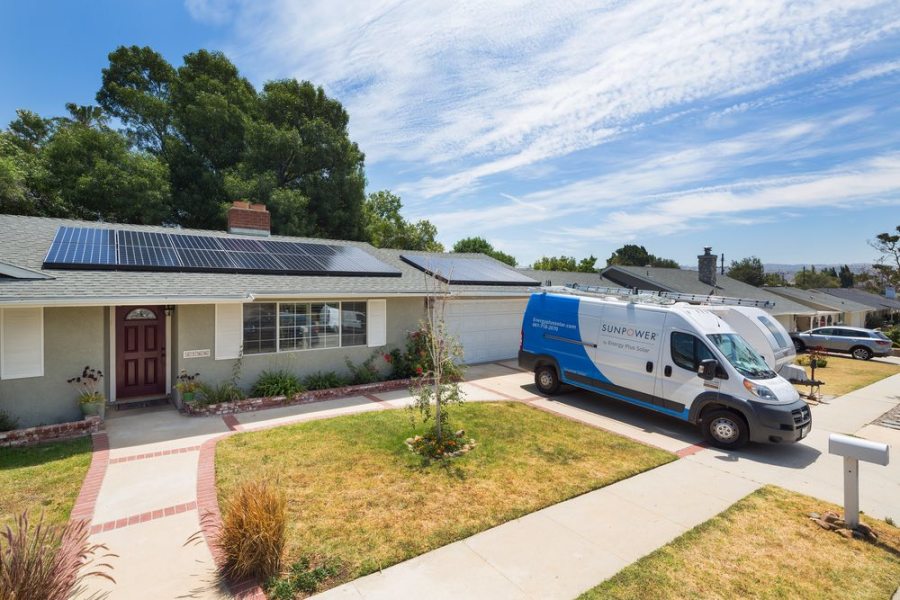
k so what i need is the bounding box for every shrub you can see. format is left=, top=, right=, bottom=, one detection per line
left=215, top=479, right=286, bottom=582
left=196, top=382, right=246, bottom=406
left=0, top=512, right=115, bottom=599
left=302, top=371, right=348, bottom=391
left=390, top=325, right=464, bottom=382
left=0, top=410, right=18, bottom=432
left=251, top=370, right=304, bottom=399
left=344, top=352, right=383, bottom=385
left=797, top=355, right=828, bottom=368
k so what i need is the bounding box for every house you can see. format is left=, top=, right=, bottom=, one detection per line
left=816, top=287, right=900, bottom=327
left=600, top=247, right=816, bottom=332
left=763, top=287, right=872, bottom=329
left=0, top=205, right=538, bottom=427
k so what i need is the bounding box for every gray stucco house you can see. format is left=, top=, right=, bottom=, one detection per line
left=0, top=205, right=537, bottom=427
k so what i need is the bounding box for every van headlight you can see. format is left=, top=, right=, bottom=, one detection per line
left=743, top=379, right=779, bottom=402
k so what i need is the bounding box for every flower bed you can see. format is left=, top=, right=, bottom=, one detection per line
left=182, top=378, right=422, bottom=417
left=0, top=417, right=103, bottom=448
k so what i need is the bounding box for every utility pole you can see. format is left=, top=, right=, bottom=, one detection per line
left=720, top=253, right=725, bottom=275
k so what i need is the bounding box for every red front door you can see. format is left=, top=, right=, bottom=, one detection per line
left=116, top=306, right=166, bottom=399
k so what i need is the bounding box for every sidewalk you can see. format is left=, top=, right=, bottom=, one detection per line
left=316, top=459, right=758, bottom=600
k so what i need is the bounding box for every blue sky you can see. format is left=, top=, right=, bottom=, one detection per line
left=2, top=1, right=899, bottom=267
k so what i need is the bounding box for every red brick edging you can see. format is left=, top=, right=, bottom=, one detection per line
left=108, top=445, right=201, bottom=464
left=70, top=432, right=110, bottom=524
left=89, top=501, right=197, bottom=534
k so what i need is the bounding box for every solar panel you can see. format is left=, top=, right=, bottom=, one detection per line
left=42, top=225, right=401, bottom=278
left=401, top=254, right=539, bottom=286
left=43, top=226, right=116, bottom=268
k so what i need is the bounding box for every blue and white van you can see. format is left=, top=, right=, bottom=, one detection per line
left=518, top=291, right=812, bottom=448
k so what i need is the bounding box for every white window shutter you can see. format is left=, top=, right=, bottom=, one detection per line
left=367, top=299, right=387, bottom=347
left=1, top=307, right=44, bottom=379
left=215, top=304, right=242, bottom=360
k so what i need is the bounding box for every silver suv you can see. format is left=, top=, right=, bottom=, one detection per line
left=790, top=326, right=893, bottom=360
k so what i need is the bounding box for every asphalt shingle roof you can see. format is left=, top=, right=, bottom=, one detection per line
left=0, top=215, right=538, bottom=305
left=764, top=287, right=873, bottom=313
left=601, top=265, right=816, bottom=317
left=816, top=287, right=900, bottom=311
left=517, top=269, right=620, bottom=288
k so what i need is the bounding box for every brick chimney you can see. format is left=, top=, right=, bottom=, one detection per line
left=227, top=200, right=270, bottom=237
left=698, top=246, right=717, bottom=286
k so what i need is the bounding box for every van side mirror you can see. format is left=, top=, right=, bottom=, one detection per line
left=698, top=359, right=718, bottom=381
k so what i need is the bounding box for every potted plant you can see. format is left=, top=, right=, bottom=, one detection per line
left=67, top=366, right=105, bottom=419
left=175, top=369, right=201, bottom=406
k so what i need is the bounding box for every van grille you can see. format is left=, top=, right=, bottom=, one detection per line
left=792, top=405, right=811, bottom=426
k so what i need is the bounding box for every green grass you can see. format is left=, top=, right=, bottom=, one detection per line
left=217, top=401, right=673, bottom=592
left=795, top=354, right=899, bottom=397
left=0, top=437, right=93, bottom=528
left=582, top=485, right=900, bottom=600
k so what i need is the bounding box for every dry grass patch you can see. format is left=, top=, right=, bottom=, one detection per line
left=582, top=485, right=900, bottom=600
left=216, top=401, right=673, bottom=592
left=794, top=354, right=900, bottom=397
left=0, top=437, right=92, bottom=528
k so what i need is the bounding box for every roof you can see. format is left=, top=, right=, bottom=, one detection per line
left=601, top=265, right=816, bottom=317
left=816, top=287, right=900, bottom=311
left=516, top=269, right=620, bottom=288
left=0, top=215, right=537, bottom=305
left=764, top=287, right=873, bottom=313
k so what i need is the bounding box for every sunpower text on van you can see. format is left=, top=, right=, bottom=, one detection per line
left=519, top=289, right=812, bottom=449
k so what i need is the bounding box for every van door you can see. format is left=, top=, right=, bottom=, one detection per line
left=592, top=305, right=667, bottom=406
left=659, top=328, right=720, bottom=414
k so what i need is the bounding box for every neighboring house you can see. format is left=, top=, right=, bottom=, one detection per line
left=517, top=269, right=621, bottom=289
left=763, top=287, right=872, bottom=329
left=600, top=247, right=816, bottom=332
left=816, top=287, right=900, bottom=326
left=0, top=205, right=538, bottom=427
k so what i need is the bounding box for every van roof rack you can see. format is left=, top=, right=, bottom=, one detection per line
left=545, top=284, right=775, bottom=309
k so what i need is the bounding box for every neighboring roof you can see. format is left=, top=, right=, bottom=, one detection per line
left=764, top=287, right=873, bottom=313
left=601, top=265, right=816, bottom=317
left=517, top=269, right=620, bottom=288
left=817, top=287, right=900, bottom=311
left=0, top=215, right=537, bottom=305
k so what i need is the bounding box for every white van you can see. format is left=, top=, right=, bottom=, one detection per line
left=519, top=291, right=812, bottom=448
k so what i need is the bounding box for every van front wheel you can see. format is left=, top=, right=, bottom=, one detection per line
left=702, top=409, right=749, bottom=449
left=535, top=365, right=561, bottom=396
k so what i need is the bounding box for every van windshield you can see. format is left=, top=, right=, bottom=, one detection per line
left=707, top=334, right=776, bottom=380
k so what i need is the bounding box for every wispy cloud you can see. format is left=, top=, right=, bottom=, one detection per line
left=204, top=0, right=900, bottom=198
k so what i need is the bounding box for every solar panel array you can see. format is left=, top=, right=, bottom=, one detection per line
left=400, top=254, right=539, bottom=286
left=43, top=226, right=401, bottom=277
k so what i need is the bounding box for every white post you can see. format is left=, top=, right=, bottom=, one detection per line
left=843, top=456, right=859, bottom=529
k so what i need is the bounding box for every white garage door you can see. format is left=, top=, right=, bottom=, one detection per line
left=443, top=298, right=528, bottom=364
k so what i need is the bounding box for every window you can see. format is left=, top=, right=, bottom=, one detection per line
left=708, top=333, right=774, bottom=379
left=1, top=307, right=44, bottom=379
left=243, top=303, right=277, bottom=354
left=757, top=315, right=787, bottom=348
left=671, top=331, right=715, bottom=372
left=341, top=302, right=367, bottom=347
left=241, top=301, right=369, bottom=355
left=125, top=308, right=157, bottom=320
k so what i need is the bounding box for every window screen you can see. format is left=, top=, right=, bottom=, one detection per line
left=243, top=303, right=277, bottom=354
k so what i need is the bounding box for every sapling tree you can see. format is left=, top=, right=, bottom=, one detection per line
left=407, top=274, right=466, bottom=454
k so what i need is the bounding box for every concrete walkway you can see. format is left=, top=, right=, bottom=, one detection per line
left=78, top=362, right=900, bottom=599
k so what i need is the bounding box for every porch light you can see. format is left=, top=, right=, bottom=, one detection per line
left=164, top=305, right=175, bottom=316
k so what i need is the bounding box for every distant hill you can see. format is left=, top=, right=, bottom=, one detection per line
left=762, top=263, right=872, bottom=277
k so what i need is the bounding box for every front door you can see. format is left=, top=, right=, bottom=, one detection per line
left=116, top=306, right=166, bottom=399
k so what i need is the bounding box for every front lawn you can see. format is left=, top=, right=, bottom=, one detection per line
left=216, top=401, right=673, bottom=592
left=795, top=354, right=900, bottom=397
left=0, top=437, right=93, bottom=528
left=582, top=485, right=900, bottom=600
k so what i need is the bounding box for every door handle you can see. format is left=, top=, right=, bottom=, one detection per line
left=664, top=365, right=672, bottom=377
left=645, top=361, right=653, bottom=373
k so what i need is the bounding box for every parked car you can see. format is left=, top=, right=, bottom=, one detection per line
left=790, top=326, right=893, bottom=360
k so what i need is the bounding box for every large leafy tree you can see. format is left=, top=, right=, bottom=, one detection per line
left=606, top=244, right=680, bottom=268
left=838, top=265, right=855, bottom=288
left=452, top=237, right=516, bottom=266
left=531, top=255, right=597, bottom=272
left=363, top=190, right=442, bottom=251
left=870, top=225, right=900, bottom=288
left=793, top=266, right=839, bottom=289
left=726, top=256, right=765, bottom=287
